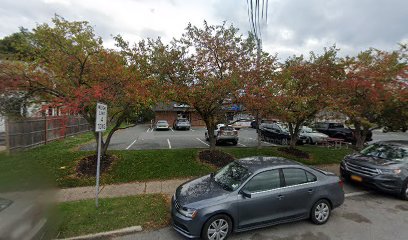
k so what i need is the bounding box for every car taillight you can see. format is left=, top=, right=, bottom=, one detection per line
left=338, top=179, right=344, bottom=189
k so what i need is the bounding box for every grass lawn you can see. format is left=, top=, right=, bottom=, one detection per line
left=56, top=194, right=169, bottom=238
left=0, top=130, right=354, bottom=191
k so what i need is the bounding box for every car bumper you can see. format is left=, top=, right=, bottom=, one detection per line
left=340, top=165, right=404, bottom=194
left=175, top=125, right=190, bottom=129
left=171, top=198, right=203, bottom=239
left=217, top=136, right=238, bottom=142
left=156, top=126, right=169, bottom=130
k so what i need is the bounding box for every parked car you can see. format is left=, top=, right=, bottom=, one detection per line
left=155, top=120, right=170, bottom=130
left=230, top=119, right=252, bottom=130
left=259, top=123, right=307, bottom=145
left=340, top=140, right=408, bottom=200
left=250, top=119, right=276, bottom=129
left=173, top=118, right=191, bottom=130
left=171, top=156, right=344, bottom=239
left=313, top=122, right=372, bottom=143
left=205, top=124, right=238, bottom=145
left=300, top=126, right=329, bottom=144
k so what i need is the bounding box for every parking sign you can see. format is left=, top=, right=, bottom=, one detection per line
left=95, top=103, right=107, bottom=132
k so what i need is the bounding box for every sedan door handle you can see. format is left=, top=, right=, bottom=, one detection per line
left=277, top=195, right=284, bottom=200
left=308, top=189, right=314, bottom=194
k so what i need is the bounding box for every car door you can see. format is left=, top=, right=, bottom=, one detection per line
left=279, top=168, right=318, bottom=219
left=237, top=169, right=286, bottom=229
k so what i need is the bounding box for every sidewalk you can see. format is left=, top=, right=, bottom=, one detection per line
left=57, top=178, right=190, bottom=202
left=57, top=164, right=340, bottom=202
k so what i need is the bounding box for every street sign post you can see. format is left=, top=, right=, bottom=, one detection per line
left=95, top=103, right=107, bottom=208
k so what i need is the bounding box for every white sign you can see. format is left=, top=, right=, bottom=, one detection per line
left=95, top=103, right=107, bottom=132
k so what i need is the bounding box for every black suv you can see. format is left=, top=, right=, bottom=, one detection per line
left=314, top=122, right=372, bottom=143
left=340, top=141, right=408, bottom=200
left=259, top=123, right=307, bottom=145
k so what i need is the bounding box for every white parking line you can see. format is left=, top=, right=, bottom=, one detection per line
left=238, top=143, right=247, bottom=147
left=146, top=128, right=150, bottom=132
left=170, top=128, right=174, bottom=132
left=196, top=138, right=209, bottom=146
left=150, top=128, right=154, bottom=132
left=345, top=191, right=371, bottom=198
left=190, top=129, right=195, bottom=131
left=167, top=139, right=172, bottom=149
left=126, top=139, right=137, bottom=150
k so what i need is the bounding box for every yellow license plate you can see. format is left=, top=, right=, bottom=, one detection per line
left=351, top=175, right=362, bottom=182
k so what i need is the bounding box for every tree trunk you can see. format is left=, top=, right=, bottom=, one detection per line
left=203, top=117, right=217, bottom=151
left=256, top=112, right=261, bottom=149
left=288, top=123, right=300, bottom=149
left=353, top=120, right=366, bottom=150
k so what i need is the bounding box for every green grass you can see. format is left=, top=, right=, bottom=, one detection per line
left=0, top=130, right=353, bottom=191
left=56, top=194, right=169, bottom=238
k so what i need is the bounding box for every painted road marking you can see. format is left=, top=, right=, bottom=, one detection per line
left=238, top=143, right=247, bottom=147
left=345, top=191, right=371, bottom=198
left=196, top=138, right=209, bottom=146
left=146, top=128, right=150, bottom=132
left=126, top=139, right=137, bottom=150
left=170, top=128, right=174, bottom=132
left=167, top=139, right=172, bottom=149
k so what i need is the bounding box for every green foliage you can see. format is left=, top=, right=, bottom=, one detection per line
left=57, top=194, right=169, bottom=238
left=0, top=27, right=34, bottom=60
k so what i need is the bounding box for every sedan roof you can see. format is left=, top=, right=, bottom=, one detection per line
left=236, top=156, right=300, bottom=172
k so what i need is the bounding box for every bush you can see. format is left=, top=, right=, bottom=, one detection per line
left=198, top=150, right=235, bottom=168
left=76, top=154, right=116, bottom=176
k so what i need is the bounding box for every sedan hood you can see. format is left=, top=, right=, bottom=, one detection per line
left=176, top=175, right=230, bottom=208
left=345, top=153, right=400, bottom=167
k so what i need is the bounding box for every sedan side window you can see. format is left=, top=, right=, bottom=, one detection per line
left=242, top=170, right=281, bottom=193
left=282, top=168, right=308, bottom=186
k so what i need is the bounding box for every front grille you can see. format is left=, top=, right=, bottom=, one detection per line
left=174, top=199, right=181, bottom=211
left=345, top=161, right=379, bottom=177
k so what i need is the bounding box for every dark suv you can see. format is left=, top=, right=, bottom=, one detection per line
left=340, top=141, right=408, bottom=200
left=314, top=122, right=373, bottom=143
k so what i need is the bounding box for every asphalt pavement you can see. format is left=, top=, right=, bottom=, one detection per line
left=81, top=125, right=408, bottom=151
left=81, top=124, right=277, bottom=151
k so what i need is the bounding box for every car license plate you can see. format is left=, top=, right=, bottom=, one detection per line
left=351, top=175, right=362, bottom=182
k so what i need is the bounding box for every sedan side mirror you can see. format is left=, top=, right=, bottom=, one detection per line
left=240, top=190, right=252, bottom=198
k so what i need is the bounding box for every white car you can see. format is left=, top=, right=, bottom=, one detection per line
left=230, top=119, right=252, bottom=130
left=300, top=126, right=329, bottom=144
left=205, top=124, right=238, bottom=145
left=155, top=120, right=170, bottom=130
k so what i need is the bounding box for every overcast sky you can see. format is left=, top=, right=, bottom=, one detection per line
left=1, top=0, right=407, bottom=60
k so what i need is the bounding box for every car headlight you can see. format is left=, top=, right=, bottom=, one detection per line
left=178, top=207, right=198, bottom=219
left=378, top=168, right=402, bottom=175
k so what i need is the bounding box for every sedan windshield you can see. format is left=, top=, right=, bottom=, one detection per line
left=361, top=144, right=408, bottom=161
left=213, top=162, right=252, bottom=191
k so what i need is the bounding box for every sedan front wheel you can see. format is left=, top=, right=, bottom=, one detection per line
left=202, top=214, right=232, bottom=240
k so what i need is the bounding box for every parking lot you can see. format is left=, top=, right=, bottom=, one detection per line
left=82, top=124, right=408, bottom=151
left=81, top=124, right=280, bottom=151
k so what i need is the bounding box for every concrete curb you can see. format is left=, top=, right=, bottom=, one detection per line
left=56, top=226, right=143, bottom=240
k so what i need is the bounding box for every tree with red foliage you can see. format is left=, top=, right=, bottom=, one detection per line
left=264, top=47, right=342, bottom=148
left=0, top=16, right=155, bottom=156
left=336, top=47, right=407, bottom=149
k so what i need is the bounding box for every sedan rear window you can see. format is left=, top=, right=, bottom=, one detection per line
left=282, top=168, right=309, bottom=186
left=220, top=126, right=234, bottom=131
